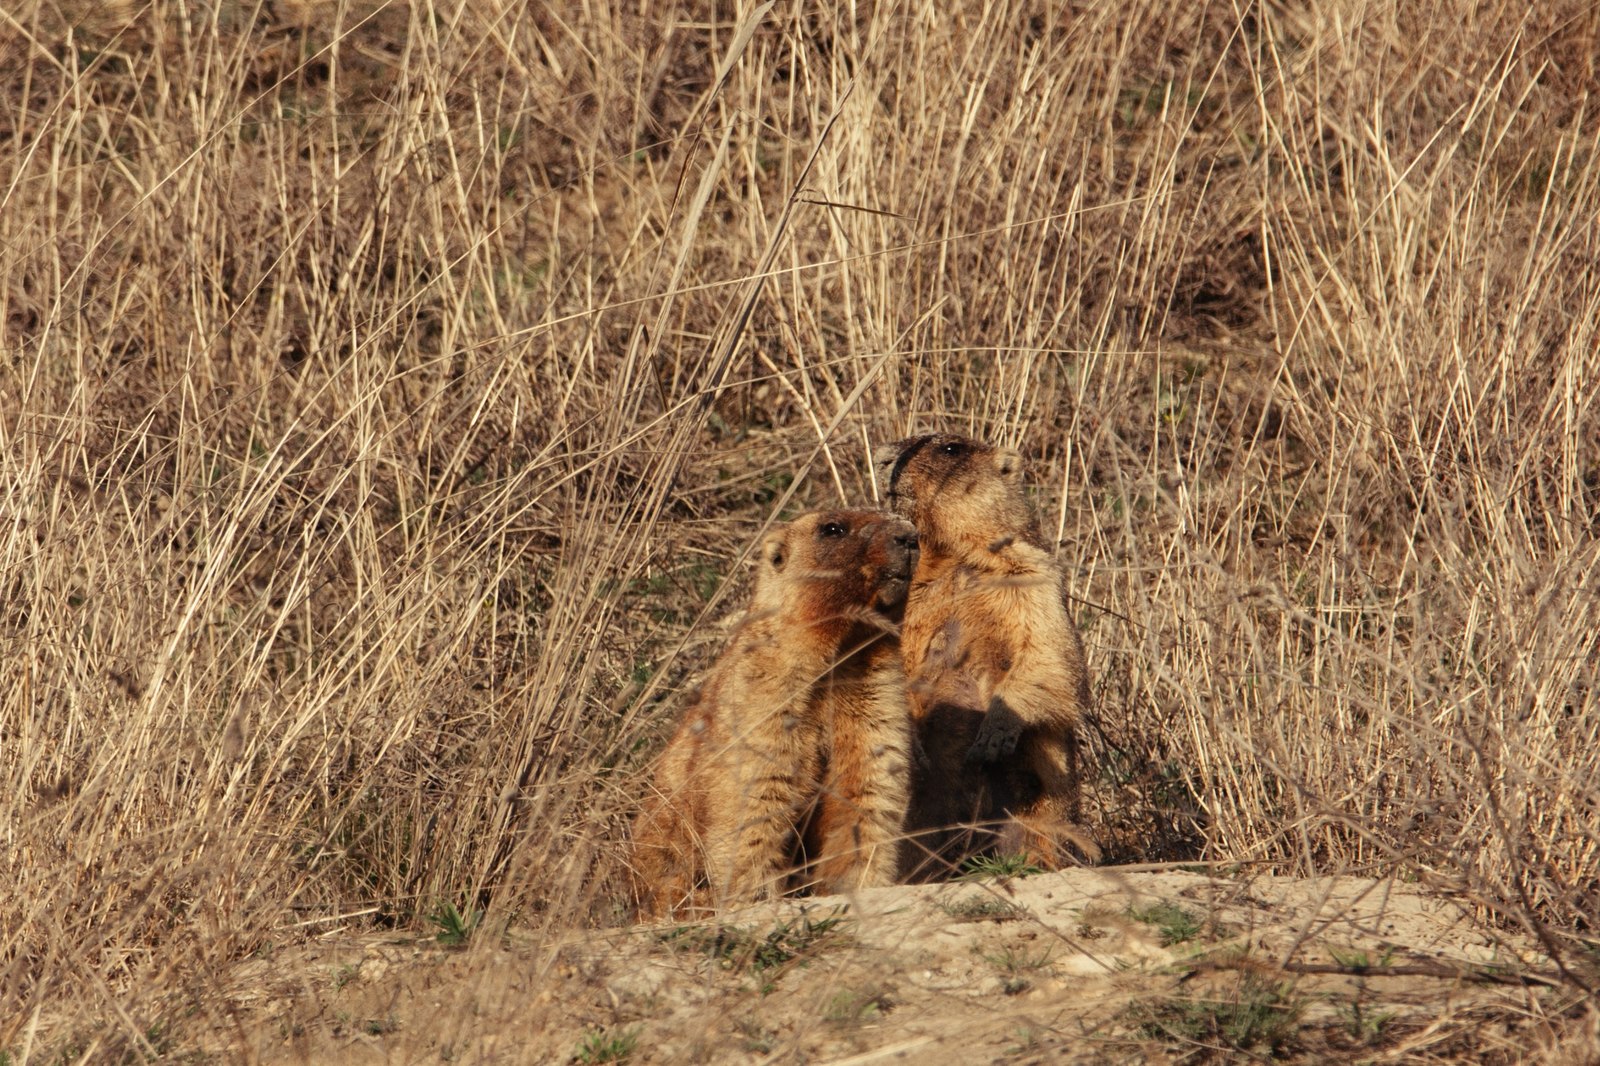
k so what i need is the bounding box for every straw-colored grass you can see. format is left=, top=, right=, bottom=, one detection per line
left=2, top=0, right=1596, bottom=1055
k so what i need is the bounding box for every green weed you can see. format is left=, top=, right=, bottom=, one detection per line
left=574, top=1026, right=640, bottom=1064
left=940, top=895, right=1025, bottom=922
left=1127, top=973, right=1302, bottom=1059
left=980, top=944, right=1053, bottom=994
left=958, top=854, right=1044, bottom=880
left=657, top=907, right=849, bottom=977
left=734, top=1018, right=776, bottom=1054
left=1129, top=901, right=1205, bottom=946
left=1327, top=946, right=1397, bottom=972
left=1335, top=996, right=1397, bottom=1044
left=823, top=987, right=890, bottom=1025
left=429, top=901, right=482, bottom=946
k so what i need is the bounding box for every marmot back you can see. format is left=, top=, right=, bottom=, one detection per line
left=630, top=510, right=918, bottom=918
left=876, top=434, right=1096, bottom=878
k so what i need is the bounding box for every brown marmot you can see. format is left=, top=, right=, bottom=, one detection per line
left=874, top=434, right=1096, bottom=879
left=630, top=510, right=919, bottom=919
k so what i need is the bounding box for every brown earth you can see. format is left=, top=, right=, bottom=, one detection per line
left=180, top=867, right=1586, bottom=1064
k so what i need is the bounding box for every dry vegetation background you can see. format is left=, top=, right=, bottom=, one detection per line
left=2, top=0, right=1598, bottom=1056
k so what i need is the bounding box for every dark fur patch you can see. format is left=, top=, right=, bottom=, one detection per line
left=886, top=435, right=933, bottom=501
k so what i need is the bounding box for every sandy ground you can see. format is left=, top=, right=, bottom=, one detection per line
left=191, top=867, right=1588, bottom=1064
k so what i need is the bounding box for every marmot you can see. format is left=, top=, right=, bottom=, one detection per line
left=874, top=434, right=1096, bottom=878
left=630, top=510, right=918, bottom=919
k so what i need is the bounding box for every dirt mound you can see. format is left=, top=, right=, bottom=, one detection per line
left=205, top=867, right=1575, bottom=1063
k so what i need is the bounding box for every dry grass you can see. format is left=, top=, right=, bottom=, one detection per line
left=1, top=0, right=1597, bottom=1057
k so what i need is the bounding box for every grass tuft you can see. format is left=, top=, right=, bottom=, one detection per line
left=657, top=907, right=850, bottom=978
left=574, top=1026, right=640, bottom=1065
left=1129, top=901, right=1207, bottom=947
left=1127, top=973, right=1303, bottom=1060
left=429, top=901, right=483, bottom=947
left=940, top=896, right=1027, bottom=923
left=958, top=854, right=1046, bottom=881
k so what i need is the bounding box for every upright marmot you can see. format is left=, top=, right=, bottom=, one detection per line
left=630, top=510, right=918, bottom=919
left=875, top=434, right=1095, bottom=878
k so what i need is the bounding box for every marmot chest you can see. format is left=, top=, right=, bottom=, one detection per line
left=902, top=563, right=1054, bottom=687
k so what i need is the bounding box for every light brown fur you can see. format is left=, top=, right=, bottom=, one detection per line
left=630, top=510, right=917, bottom=919
left=875, top=434, right=1097, bottom=879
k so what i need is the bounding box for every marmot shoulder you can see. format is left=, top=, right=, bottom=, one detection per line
left=876, top=434, right=1096, bottom=878
left=630, top=509, right=918, bottom=918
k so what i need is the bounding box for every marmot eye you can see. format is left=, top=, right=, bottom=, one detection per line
left=819, top=522, right=847, bottom=538
left=938, top=441, right=966, bottom=456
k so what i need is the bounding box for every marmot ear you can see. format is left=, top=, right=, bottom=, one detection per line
left=996, top=448, right=1023, bottom=479
left=871, top=440, right=908, bottom=471
left=762, top=532, right=788, bottom=572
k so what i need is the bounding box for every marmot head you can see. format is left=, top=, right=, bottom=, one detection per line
left=751, top=510, right=919, bottom=632
left=873, top=434, right=1038, bottom=555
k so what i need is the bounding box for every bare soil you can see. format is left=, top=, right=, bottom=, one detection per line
left=195, top=868, right=1582, bottom=1064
